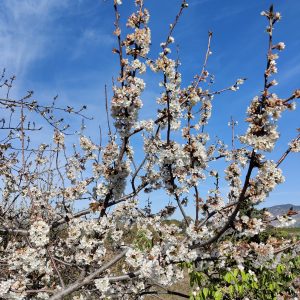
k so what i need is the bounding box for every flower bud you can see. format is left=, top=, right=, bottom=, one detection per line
left=273, top=42, right=285, bottom=51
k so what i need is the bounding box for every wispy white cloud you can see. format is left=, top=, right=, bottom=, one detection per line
left=279, top=59, right=300, bottom=84
left=71, top=28, right=115, bottom=60
left=213, top=5, right=248, bottom=22
left=0, top=0, right=70, bottom=77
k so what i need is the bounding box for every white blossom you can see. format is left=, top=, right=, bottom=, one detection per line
left=29, top=220, right=50, bottom=247
left=94, top=277, right=110, bottom=293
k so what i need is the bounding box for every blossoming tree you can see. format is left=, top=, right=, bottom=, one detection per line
left=0, top=1, right=299, bottom=299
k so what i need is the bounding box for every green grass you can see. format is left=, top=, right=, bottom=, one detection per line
left=275, top=227, right=300, bottom=237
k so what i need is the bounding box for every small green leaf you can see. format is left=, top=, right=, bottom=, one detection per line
left=233, top=269, right=239, bottom=278
left=229, top=285, right=234, bottom=296
left=224, top=272, right=233, bottom=283
left=214, top=290, right=222, bottom=300
left=202, top=287, right=209, bottom=299
left=241, top=271, right=248, bottom=282
left=238, top=284, right=244, bottom=295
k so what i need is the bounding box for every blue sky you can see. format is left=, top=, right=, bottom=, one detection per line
left=0, top=0, right=299, bottom=213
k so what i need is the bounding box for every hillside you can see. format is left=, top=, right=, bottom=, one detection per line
left=266, top=204, right=300, bottom=227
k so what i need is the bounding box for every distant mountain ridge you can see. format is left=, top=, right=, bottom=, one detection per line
left=266, top=204, right=300, bottom=227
